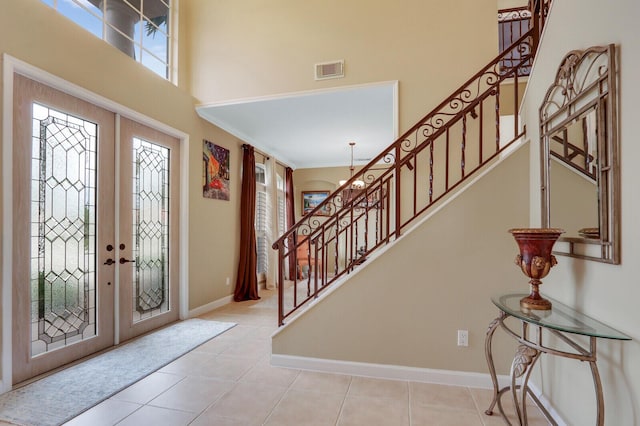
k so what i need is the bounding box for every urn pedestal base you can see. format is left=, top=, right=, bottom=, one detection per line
left=508, top=228, right=564, bottom=311
left=520, top=294, right=552, bottom=310
left=520, top=278, right=553, bottom=310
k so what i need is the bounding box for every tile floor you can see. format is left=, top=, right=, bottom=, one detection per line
left=60, top=288, right=550, bottom=425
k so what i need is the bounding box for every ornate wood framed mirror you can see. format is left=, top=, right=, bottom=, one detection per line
left=540, top=45, right=619, bottom=263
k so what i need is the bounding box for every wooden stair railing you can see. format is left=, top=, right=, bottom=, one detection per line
left=272, top=2, right=551, bottom=326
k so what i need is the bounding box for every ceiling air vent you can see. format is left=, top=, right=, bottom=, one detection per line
left=315, top=60, right=344, bottom=81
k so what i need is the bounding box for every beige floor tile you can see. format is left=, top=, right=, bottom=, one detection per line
left=470, top=388, right=552, bottom=426
left=347, top=376, right=409, bottom=401
left=240, top=355, right=300, bottom=387
left=481, top=412, right=551, bottom=426
left=410, top=382, right=476, bottom=410
left=207, top=308, right=275, bottom=326
left=219, top=337, right=271, bottom=360
left=243, top=325, right=278, bottom=340
left=60, top=288, right=553, bottom=426
left=115, top=405, right=197, bottom=426
left=264, top=389, right=344, bottom=426
left=157, top=350, right=215, bottom=376
left=147, top=375, right=235, bottom=413
left=291, top=371, right=352, bottom=395
left=197, top=354, right=258, bottom=381
left=190, top=413, right=255, bottom=426
left=205, top=381, right=288, bottom=422
left=411, top=404, right=484, bottom=426
left=110, top=372, right=184, bottom=404
left=337, top=395, right=409, bottom=426
left=192, top=335, right=235, bottom=355
left=63, top=399, right=141, bottom=426
left=215, top=324, right=258, bottom=340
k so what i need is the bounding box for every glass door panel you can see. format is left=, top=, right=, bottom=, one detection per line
left=132, top=137, right=171, bottom=321
left=118, top=118, right=180, bottom=342
left=30, top=103, right=98, bottom=356
left=12, top=74, right=115, bottom=384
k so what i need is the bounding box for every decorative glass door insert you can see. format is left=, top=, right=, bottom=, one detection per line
left=12, top=74, right=180, bottom=384
left=132, top=137, right=170, bottom=322
left=30, top=103, right=98, bottom=356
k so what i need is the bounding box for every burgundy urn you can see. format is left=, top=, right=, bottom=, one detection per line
left=508, top=228, right=565, bottom=310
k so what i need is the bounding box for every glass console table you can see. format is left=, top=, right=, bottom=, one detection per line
left=485, top=293, right=631, bottom=425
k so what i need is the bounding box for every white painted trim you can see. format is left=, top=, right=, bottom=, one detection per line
left=518, top=0, right=557, bottom=118
left=179, top=135, right=190, bottom=320
left=1, top=54, right=191, bottom=390
left=5, top=56, right=186, bottom=140
left=391, top=80, right=400, bottom=140
left=114, top=114, right=121, bottom=345
left=1, top=55, right=15, bottom=394
left=169, top=0, right=180, bottom=85
left=196, top=80, right=400, bottom=109
left=188, top=294, right=233, bottom=318
left=527, top=381, right=568, bottom=426
left=271, top=354, right=510, bottom=389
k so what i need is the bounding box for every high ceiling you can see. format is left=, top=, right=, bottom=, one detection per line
left=196, top=82, right=397, bottom=169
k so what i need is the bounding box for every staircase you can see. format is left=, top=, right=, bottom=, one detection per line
left=272, top=1, right=551, bottom=326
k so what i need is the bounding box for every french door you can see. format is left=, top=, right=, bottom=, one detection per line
left=11, top=74, right=180, bottom=384
left=117, top=117, right=180, bottom=343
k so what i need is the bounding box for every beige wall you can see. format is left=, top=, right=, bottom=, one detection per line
left=0, top=0, right=242, bottom=320
left=273, top=143, right=530, bottom=375
left=185, top=0, right=499, bottom=132
left=522, top=0, right=640, bottom=423
left=498, top=0, right=528, bottom=9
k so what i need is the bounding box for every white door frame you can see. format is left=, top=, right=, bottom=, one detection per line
left=1, top=54, right=190, bottom=393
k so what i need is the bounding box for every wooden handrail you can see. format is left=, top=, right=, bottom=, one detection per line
left=273, top=1, right=551, bottom=325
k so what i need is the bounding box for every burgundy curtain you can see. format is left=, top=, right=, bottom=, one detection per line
left=234, top=144, right=260, bottom=301
left=285, top=167, right=296, bottom=280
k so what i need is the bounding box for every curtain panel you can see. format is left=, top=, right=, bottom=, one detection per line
left=234, top=144, right=260, bottom=301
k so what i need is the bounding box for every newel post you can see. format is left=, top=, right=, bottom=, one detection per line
left=277, top=242, right=284, bottom=325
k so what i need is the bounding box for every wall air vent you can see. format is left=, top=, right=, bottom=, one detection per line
left=315, top=60, right=344, bottom=80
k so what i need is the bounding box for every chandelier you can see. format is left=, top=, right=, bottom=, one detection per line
left=339, top=142, right=365, bottom=189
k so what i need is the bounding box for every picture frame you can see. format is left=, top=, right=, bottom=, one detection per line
left=302, top=191, right=330, bottom=216
left=203, top=140, right=230, bottom=200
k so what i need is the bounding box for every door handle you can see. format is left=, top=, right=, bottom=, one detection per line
left=104, top=258, right=115, bottom=265
left=119, top=257, right=135, bottom=264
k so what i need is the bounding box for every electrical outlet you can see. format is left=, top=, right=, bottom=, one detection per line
left=457, top=330, right=469, bottom=347
left=225, top=277, right=230, bottom=286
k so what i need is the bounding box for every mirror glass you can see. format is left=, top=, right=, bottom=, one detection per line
left=540, top=45, right=619, bottom=264
left=548, top=107, right=599, bottom=239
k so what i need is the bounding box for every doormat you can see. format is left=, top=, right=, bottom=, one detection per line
left=0, top=318, right=236, bottom=426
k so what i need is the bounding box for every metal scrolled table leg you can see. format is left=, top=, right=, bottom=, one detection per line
left=510, top=345, right=540, bottom=425
left=588, top=337, right=604, bottom=426
left=485, top=312, right=508, bottom=416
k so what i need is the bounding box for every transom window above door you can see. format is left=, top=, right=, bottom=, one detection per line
left=41, top=0, right=174, bottom=81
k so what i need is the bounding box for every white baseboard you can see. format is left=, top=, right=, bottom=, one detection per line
left=271, top=353, right=510, bottom=389
left=188, top=294, right=233, bottom=318
left=271, top=354, right=567, bottom=424
left=527, top=381, right=568, bottom=426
